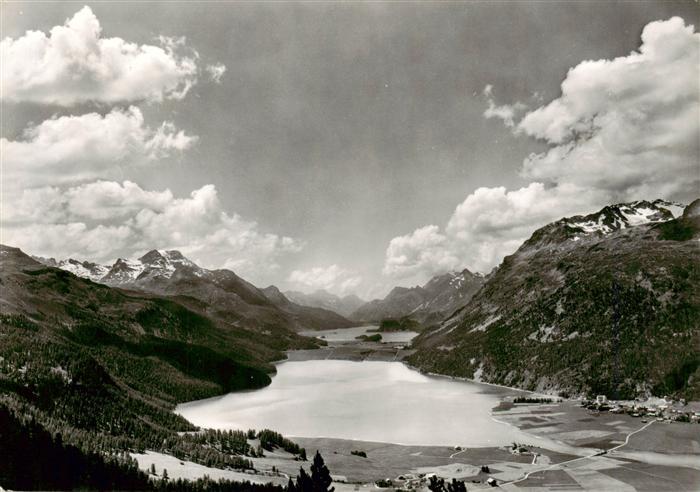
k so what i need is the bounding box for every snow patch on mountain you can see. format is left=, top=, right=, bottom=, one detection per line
left=56, top=259, right=110, bottom=282
left=470, top=314, right=501, bottom=333
left=565, top=199, right=683, bottom=238
left=39, top=249, right=208, bottom=286
left=103, top=258, right=146, bottom=283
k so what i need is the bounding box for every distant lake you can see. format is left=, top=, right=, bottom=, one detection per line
left=176, top=360, right=526, bottom=447
left=299, top=325, right=419, bottom=344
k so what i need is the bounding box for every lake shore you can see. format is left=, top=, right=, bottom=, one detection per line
left=166, top=329, right=700, bottom=491
left=276, top=337, right=700, bottom=490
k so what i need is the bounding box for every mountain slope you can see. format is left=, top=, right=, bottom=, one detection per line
left=37, top=249, right=354, bottom=332
left=408, top=199, right=700, bottom=399
left=283, top=290, right=365, bottom=317
left=351, top=269, right=485, bottom=326
left=0, top=245, right=285, bottom=451
left=260, top=286, right=357, bottom=330
left=1, top=244, right=319, bottom=473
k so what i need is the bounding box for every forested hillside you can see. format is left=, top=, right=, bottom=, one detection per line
left=0, top=245, right=311, bottom=473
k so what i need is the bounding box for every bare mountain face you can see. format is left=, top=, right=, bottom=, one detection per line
left=408, top=199, right=700, bottom=400
left=283, top=289, right=365, bottom=317
left=350, top=269, right=485, bottom=327
left=34, top=250, right=354, bottom=332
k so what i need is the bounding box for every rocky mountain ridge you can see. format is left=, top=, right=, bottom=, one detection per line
left=351, top=268, right=485, bottom=326
left=522, top=199, right=684, bottom=249
left=33, top=250, right=355, bottom=331
left=408, top=199, right=700, bottom=400
left=31, top=257, right=110, bottom=282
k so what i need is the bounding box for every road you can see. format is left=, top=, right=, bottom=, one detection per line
left=500, top=420, right=656, bottom=487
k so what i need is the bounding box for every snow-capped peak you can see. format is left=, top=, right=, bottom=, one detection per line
left=33, top=249, right=206, bottom=285
left=103, top=258, right=147, bottom=283
left=565, top=199, right=682, bottom=236
left=654, top=200, right=685, bottom=219
left=56, top=259, right=110, bottom=282
left=159, top=250, right=199, bottom=268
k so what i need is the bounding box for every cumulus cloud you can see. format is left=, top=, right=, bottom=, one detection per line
left=443, top=183, right=605, bottom=268
left=1, top=107, right=197, bottom=188
left=1, top=6, right=198, bottom=105
left=384, top=17, right=699, bottom=284
left=517, top=16, right=699, bottom=201
left=482, top=84, right=527, bottom=128
left=7, top=222, right=135, bottom=260
left=206, top=63, right=227, bottom=84
left=384, top=183, right=601, bottom=281
left=2, top=181, right=302, bottom=283
left=0, top=8, right=275, bottom=281
left=288, top=265, right=362, bottom=295
left=383, top=225, right=461, bottom=280
left=5, top=181, right=174, bottom=224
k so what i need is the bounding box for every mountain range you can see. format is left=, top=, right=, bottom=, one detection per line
left=35, top=248, right=491, bottom=331
left=5, top=197, right=698, bottom=427
left=1, top=196, right=697, bottom=483
left=350, top=268, right=485, bottom=327
left=34, top=250, right=355, bottom=332
left=408, top=199, right=700, bottom=400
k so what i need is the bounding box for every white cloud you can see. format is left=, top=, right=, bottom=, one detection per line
left=1, top=107, right=197, bottom=188
left=206, top=63, right=227, bottom=84
left=288, top=264, right=362, bottom=295
left=6, top=222, right=135, bottom=260
left=444, top=183, right=605, bottom=268
left=517, top=16, right=699, bottom=201
left=132, top=184, right=303, bottom=277
left=384, top=17, right=698, bottom=284
left=1, top=7, right=270, bottom=281
left=383, top=225, right=461, bottom=281
left=5, top=181, right=174, bottom=224
left=1, top=6, right=198, bottom=105
left=383, top=183, right=601, bottom=282
left=482, top=84, right=527, bottom=128
left=2, top=182, right=302, bottom=284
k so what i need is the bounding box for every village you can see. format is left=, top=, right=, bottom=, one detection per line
left=581, top=395, right=700, bottom=424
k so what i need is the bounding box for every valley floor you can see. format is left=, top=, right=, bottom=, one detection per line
left=268, top=401, right=699, bottom=491
left=134, top=337, right=700, bottom=492
left=131, top=403, right=700, bottom=492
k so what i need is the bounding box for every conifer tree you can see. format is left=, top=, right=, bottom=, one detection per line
left=428, top=475, right=445, bottom=492
left=296, top=467, right=313, bottom=492
left=310, top=451, right=334, bottom=492
left=447, top=478, right=467, bottom=492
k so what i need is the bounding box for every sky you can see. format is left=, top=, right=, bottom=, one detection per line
left=1, top=1, right=698, bottom=299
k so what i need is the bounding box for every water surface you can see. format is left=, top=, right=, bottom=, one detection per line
left=176, top=360, right=524, bottom=447
left=300, top=325, right=418, bottom=344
